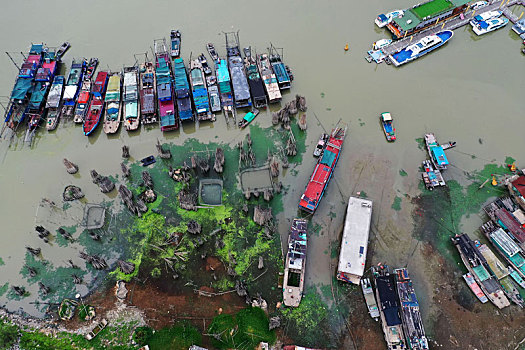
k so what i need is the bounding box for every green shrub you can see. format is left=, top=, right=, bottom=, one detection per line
left=0, top=319, right=19, bottom=349
left=133, top=326, right=153, bottom=346
left=148, top=322, right=201, bottom=350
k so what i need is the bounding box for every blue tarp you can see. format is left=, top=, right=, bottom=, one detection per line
left=160, top=114, right=176, bottom=127
left=431, top=146, right=449, bottom=166
left=217, top=60, right=230, bottom=83
left=10, top=78, right=33, bottom=101
left=320, top=150, right=336, bottom=167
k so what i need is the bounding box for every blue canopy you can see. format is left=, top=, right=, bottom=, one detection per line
left=431, top=146, right=449, bottom=166
left=320, top=150, right=336, bottom=167
left=479, top=21, right=489, bottom=29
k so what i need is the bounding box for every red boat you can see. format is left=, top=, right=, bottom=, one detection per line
left=83, top=71, right=108, bottom=136
left=299, top=126, right=347, bottom=213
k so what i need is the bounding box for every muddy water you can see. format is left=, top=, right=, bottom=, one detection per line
left=0, top=0, right=524, bottom=327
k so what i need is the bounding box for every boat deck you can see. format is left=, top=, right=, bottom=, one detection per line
left=478, top=244, right=509, bottom=280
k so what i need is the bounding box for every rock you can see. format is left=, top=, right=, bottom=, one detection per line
left=63, top=185, right=84, bottom=201
left=269, top=316, right=281, bottom=330
left=122, top=145, right=130, bottom=158
left=116, top=281, right=128, bottom=300
left=142, top=189, right=157, bottom=203
left=258, top=256, right=264, bottom=270
left=187, top=220, right=202, bottom=234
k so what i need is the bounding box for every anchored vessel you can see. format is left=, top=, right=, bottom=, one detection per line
left=62, top=59, right=86, bottom=118
left=216, top=59, right=234, bottom=114
left=238, top=108, right=259, bottom=129
left=206, top=75, right=221, bottom=113
left=389, top=30, right=453, bottom=66
left=470, top=10, right=502, bottom=26
left=226, top=34, right=252, bottom=109
left=170, top=30, right=181, bottom=58
left=189, top=59, right=213, bottom=121
left=269, top=45, right=292, bottom=90
left=139, top=61, right=157, bottom=125
left=361, top=278, right=380, bottom=320
left=83, top=71, right=108, bottom=136
left=46, top=75, right=65, bottom=131
left=102, top=72, right=122, bottom=134
left=123, top=66, right=140, bottom=131
left=425, top=132, right=455, bottom=170
left=463, top=272, right=489, bottom=303
left=243, top=47, right=267, bottom=108
left=336, top=197, right=373, bottom=284
left=380, top=112, right=396, bottom=141
left=173, top=58, right=193, bottom=122
left=472, top=17, right=509, bottom=35
left=198, top=53, right=212, bottom=75
left=395, top=268, right=429, bottom=350
left=154, top=39, right=178, bottom=131
left=421, top=160, right=446, bottom=190
left=283, top=219, right=308, bottom=307
left=206, top=42, right=219, bottom=63
left=257, top=53, right=281, bottom=104
left=299, top=126, right=347, bottom=213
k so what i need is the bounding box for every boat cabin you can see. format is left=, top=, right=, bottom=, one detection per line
left=430, top=145, right=448, bottom=168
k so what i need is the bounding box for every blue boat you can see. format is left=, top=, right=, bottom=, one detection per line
left=189, top=59, right=213, bottom=121
left=269, top=45, right=292, bottom=90
left=154, top=39, right=178, bottom=131
left=63, top=59, right=86, bottom=109
left=217, top=59, right=234, bottom=114
left=172, top=58, right=193, bottom=122
left=389, top=30, right=453, bottom=67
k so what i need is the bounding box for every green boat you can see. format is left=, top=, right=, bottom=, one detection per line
left=238, top=108, right=259, bottom=129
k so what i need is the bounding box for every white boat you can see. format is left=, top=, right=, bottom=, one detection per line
left=283, top=219, right=308, bottom=307
left=470, top=10, right=502, bottom=25
left=361, top=278, right=380, bottom=320
left=123, top=66, right=140, bottom=131
left=373, top=39, right=392, bottom=50
left=375, top=9, right=404, bottom=28
left=470, top=1, right=488, bottom=10
left=472, top=17, right=509, bottom=35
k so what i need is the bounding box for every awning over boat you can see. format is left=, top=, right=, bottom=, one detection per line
left=10, top=78, right=33, bottom=101
left=320, top=150, right=336, bottom=167
left=242, top=112, right=256, bottom=123
left=217, top=60, right=230, bottom=83
left=381, top=112, right=392, bottom=121
left=125, top=102, right=138, bottom=119
left=28, top=82, right=48, bottom=109
left=430, top=146, right=448, bottom=166
left=63, top=85, right=78, bottom=100
left=478, top=21, right=489, bottom=29
left=472, top=265, right=490, bottom=282
left=77, top=91, right=90, bottom=104
left=105, top=91, right=120, bottom=102
left=160, top=113, right=176, bottom=127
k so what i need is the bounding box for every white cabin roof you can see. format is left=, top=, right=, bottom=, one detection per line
left=381, top=112, right=392, bottom=121
left=337, top=197, right=373, bottom=280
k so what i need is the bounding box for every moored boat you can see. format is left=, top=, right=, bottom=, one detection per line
left=508, top=266, right=525, bottom=288
left=56, top=42, right=71, bottom=60
left=170, top=30, right=181, bottom=58
left=380, top=112, right=396, bottom=141
left=257, top=53, right=281, bottom=104
left=62, top=59, right=86, bottom=118
left=389, top=30, right=453, bottom=67
left=123, top=66, right=140, bottom=131
left=189, top=59, right=213, bottom=121
left=299, top=126, right=347, bottom=213
left=373, top=39, right=392, bottom=50
left=375, top=9, right=404, bottom=28
left=102, top=72, right=122, bottom=134
left=361, top=278, right=380, bottom=320
left=472, top=17, right=509, bottom=36
left=283, top=218, right=308, bottom=307
left=238, top=108, right=259, bottom=129
left=269, top=45, right=292, bottom=90
left=85, top=58, right=99, bottom=81
left=73, top=87, right=91, bottom=124
left=313, top=133, right=329, bottom=157
left=139, top=61, right=157, bottom=125
left=425, top=132, right=453, bottom=170
left=154, top=39, right=178, bottom=131
left=24, top=81, right=49, bottom=143
left=206, top=43, right=219, bottom=63
left=46, top=75, right=65, bottom=131
left=173, top=58, right=193, bottom=122
left=243, top=47, right=267, bottom=109
left=198, top=53, right=212, bottom=75
left=83, top=71, right=108, bottom=136
left=463, top=273, right=489, bottom=303
left=421, top=160, right=446, bottom=190
left=206, top=76, right=221, bottom=113
left=216, top=59, right=234, bottom=114
left=470, top=10, right=502, bottom=25
left=226, top=34, right=252, bottom=109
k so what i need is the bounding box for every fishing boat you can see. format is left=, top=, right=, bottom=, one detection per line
left=373, top=39, right=392, bottom=50
left=380, top=112, right=396, bottom=141
left=139, top=61, right=157, bottom=125
left=123, top=66, right=140, bottom=131
left=73, top=87, right=91, bottom=124
left=35, top=48, right=58, bottom=83
left=500, top=276, right=524, bottom=307
left=5, top=102, right=29, bottom=131
left=85, top=58, right=99, bottom=81
left=243, top=47, right=267, bottom=109
left=257, top=53, right=281, bottom=104
left=375, top=9, right=404, bottom=28
left=508, top=267, right=525, bottom=288
left=463, top=273, right=489, bottom=303
left=62, top=59, right=86, bottom=118
left=421, top=160, right=446, bottom=190
left=83, top=71, right=108, bottom=136
left=102, top=72, right=121, bottom=134
left=299, top=126, right=347, bottom=213
left=472, top=17, right=509, bottom=36
left=154, top=39, right=178, bottom=131
left=283, top=219, right=308, bottom=307
left=46, top=75, right=65, bottom=131
left=206, top=43, right=219, bottom=63
left=198, top=53, right=212, bottom=75
left=373, top=266, right=406, bottom=350
left=361, top=278, right=380, bottom=320
left=269, top=45, right=292, bottom=90
left=425, top=132, right=454, bottom=170
left=24, top=81, right=50, bottom=143
left=313, top=133, right=329, bottom=157
left=470, top=10, right=502, bottom=25
left=189, top=59, right=213, bottom=121
left=216, top=59, right=234, bottom=114
left=170, top=30, right=181, bottom=58
left=389, top=30, right=453, bottom=67
left=226, top=33, right=252, bottom=109
left=395, top=268, right=429, bottom=350
left=56, top=42, right=71, bottom=60
left=206, top=76, right=221, bottom=113
left=173, top=58, right=193, bottom=122
left=238, top=108, right=259, bottom=129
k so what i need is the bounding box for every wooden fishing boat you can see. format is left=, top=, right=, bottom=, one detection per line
left=173, top=58, right=193, bottom=122
left=238, top=108, right=259, bottom=129
left=299, top=126, right=347, bottom=213
left=62, top=59, right=86, bottom=119
left=123, top=66, right=140, bottom=131
left=102, top=72, right=122, bottom=134
left=83, top=71, right=108, bottom=136
left=226, top=33, right=252, bottom=109
left=46, top=75, right=65, bottom=131
left=154, top=39, right=178, bottom=131
left=283, top=219, right=308, bottom=307
left=257, top=53, right=281, bottom=104
left=380, top=112, right=396, bottom=141
left=206, top=43, right=219, bottom=63
left=361, top=278, right=380, bottom=320
left=198, top=53, right=212, bottom=75
left=139, top=61, right=157, bottom=125
left=269, top=45, right=292, bottom=90
left=243, top=46, right=267, bottom=108
left=206, top=76, right=221, bottom=113
left=170, top=30, right=181, bottom=58
left=85, top=58, right=99, bottom=80
left=56, top=42, right=71, bottom=60
left=189, top=59, right=213, bottom=121
left=216, top=59, right=234, bottom=114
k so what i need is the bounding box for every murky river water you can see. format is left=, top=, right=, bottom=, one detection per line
left=0, top=0, right=524, bottom=319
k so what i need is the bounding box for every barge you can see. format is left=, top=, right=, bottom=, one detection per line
left=139, top=61, right=157, bottom=125
left=123, top=66, right=140, bottom=131
left=283, top=219, right=308, bottom=307
left=226, top=33, right=252, bottom=109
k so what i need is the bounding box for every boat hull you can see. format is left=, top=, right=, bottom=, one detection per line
left=389, top=30, right=454, bottom=67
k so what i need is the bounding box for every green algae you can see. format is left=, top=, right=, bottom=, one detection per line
left=415, top=137, right=425, bottom=150
left=0, top=257, right=4, bottom=265
left=399, top=169, right=408, bottom=177
left=0, top=283, right=8, bottom=297
left=391, top=196, right=402, bottom=211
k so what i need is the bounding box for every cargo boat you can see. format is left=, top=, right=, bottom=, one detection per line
left=257, top=53, right=281, bottom=104
left=389, top=31, right=453, bottom=67
left=361, top=278, right=380, bottom=320
left=451, top=233, right=510, bottom=309
left=243, top=47, right=267, bottom=109
left=206, top=76, right=221, bottom=113
left=173, top=58, right=193, bottom=122
left=139, top=61, right=157, bottom=125
left=463, top=273, right=489, bottom=303
left=226, top=34, right=252, bottom=109
left=269, top=45, right=292, bottom=90
left=189, top=59, right=213, bottom=121
left=123, top=66, right=140, bottom=131
left=299, top=126, right=347, bottom=213
left=216, top=59, right=234, bottom=114
left=83, top=71, right=108, bottom=136
left=283, top=219, right=308, bottom=307
left=154, top=39, right=178, bottom=131
left=395, top=268, right=429, bottom=350
left=170, top=30, right=181, bottom=58
left=46, top=75, right=65, bottom=131
left=102, top=72, right=121, bottom=134
left=373, top=266, right=406, bottom=350
left=482, top=226, right=525, bottom=280
left=61, top=59, right=86, bottom=118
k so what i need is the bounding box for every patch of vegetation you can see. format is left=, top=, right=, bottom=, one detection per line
left=148, top=321, right=201, bottom=350
left=0, top=257, right=4, bottom=266
left=207, top=307, right=275, bottom=350
left=133, top=326, right=153, bottom=346
left=391, top=196, right=402, bottom=211
left=399, top=169, right=408, bottom=177
left=0, top=319, right=19, bottom=349
left=0, top=283, right=8, bottom=297
left=415, top=137, right=425, bottom=150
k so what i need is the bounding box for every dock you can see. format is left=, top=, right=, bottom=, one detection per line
left=371, top=0, right=524, bottom=64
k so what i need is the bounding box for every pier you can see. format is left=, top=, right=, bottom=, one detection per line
left=377, top=0, right=524, bottom=61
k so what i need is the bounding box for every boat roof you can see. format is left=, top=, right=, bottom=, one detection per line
left=511, top=176, right=525, bottom=197
left=490, top=228, right=522, bottom=257
left=337, top=197, right=372, bottom=279
left=217, top=60, right=230, bottom=83
left=376, top=274, right=402, bottom=326
left=381, top=112, right=392, bottom=121
left=430, top=146, right=448, bottom=166
left=11, top=78, right=33, bottom=100
left=394, top=0, right=469, bottom=31
left=494, top=208, right=525, bottom=243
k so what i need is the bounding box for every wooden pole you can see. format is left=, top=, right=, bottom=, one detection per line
left=5, top=52, right=20, bottom=70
